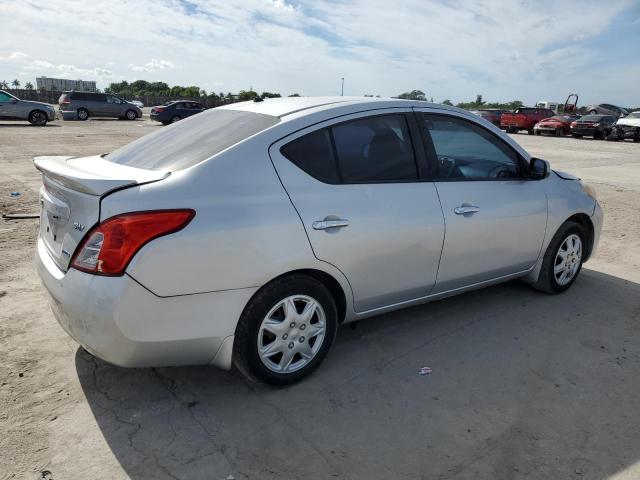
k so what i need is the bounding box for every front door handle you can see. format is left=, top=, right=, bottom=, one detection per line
left=312, top=218, right=350, bottom=230
left=454, top=205, right=480, bottom=215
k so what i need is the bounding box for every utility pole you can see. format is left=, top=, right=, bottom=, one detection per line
left=341, top=77, right=344, bottom=96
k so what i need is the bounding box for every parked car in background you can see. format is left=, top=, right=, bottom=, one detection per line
left=469, top=109, right=503, bottom=126
left=150, top=100, right=205, bottom=124
left=59, top=91, right=142, bottom=121
left=533, top=115, right=580, bottom=137
left=34, top=97, right=602, bottom=385
left=608, top=111, right=640, bottom=142
left=0, top=90, right=56, bottom=126
left=128, top=100, right=144, bottom=109
left=535, top=101, right=559, bottom=114
left=584, top=104, right=628, bottom=117
left=500, top=107, right=555, bottom=134
left=570, top=115, right=616, bottom=139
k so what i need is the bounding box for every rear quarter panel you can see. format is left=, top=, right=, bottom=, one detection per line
left=100, top=136, right=352, bottom=303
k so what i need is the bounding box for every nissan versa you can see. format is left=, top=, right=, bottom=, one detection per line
left=34, top=97, right=603, bottom=385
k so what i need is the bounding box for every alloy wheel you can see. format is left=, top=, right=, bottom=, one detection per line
left=554, top=234, right=583, bottom=286
left=31, top=111, right=46, bottom=126
left=257, top=295, right=326, bottom=373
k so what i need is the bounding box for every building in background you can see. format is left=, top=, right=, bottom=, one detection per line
left=36, top=76, right=97, bottom=92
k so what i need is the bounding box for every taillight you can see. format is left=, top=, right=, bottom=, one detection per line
left=70, top=210, right=195, bottom=276
left=153, top=107, right=165, bottom=113
left=62, top=98, right=71, bottom=104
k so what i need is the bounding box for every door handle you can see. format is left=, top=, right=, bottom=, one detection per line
left=454, top=205, right=480, bottom=215
left=312, top=218, right=350, bottom=230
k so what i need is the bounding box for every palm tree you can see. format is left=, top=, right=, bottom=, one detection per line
left=0, top=80, right=9, bottom=89
left=25, top=81, right=34, bottom=90
left=11, top=79, right=21, bottom=89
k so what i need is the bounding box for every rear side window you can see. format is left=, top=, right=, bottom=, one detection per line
left=281, top=129, right=339, bottom=183
left=281, top=114, right=418, bottom=184
left=106, top=109, right=280, bottom=171
left=332, top=115, right=417, bottom=182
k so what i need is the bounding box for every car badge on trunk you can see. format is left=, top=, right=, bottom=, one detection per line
left=73, top=222, right=85, bottom=232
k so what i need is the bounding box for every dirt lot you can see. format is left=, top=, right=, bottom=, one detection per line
left=1, top=116, right=639, bottom=480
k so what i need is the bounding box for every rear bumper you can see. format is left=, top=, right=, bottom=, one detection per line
left=60, top=110, right=78, bottom=120
left=35, top=238, right=256, bottom=369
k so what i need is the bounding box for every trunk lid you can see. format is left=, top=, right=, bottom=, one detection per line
left=34, top=155, right=169, bottom=271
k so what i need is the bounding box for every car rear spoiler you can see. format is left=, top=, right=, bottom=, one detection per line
left=33, top=155, right=170, bottom=196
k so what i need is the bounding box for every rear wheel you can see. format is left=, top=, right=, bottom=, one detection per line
left=125, top=109, right=137, bottom=120
left=556, top=127, right=563, bottom=137
left=527, top=129, right=534, bottom=135
left=170, top=115, right=181, bottom=123
left=28, top=110, right=48, bottom=126
left=589, top=110, right=597, bottom=115
left=233, top=274, right=338, bottom=386
left=531, top=221, right=585, bottom=294
left=77, top=108, right=89, bottom=121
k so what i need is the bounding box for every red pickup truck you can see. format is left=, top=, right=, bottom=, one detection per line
left=500, top=107, right=556, bottom=134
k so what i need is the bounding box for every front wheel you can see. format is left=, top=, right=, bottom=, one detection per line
left=233, top=274, right=338, bottom=386
left=532, top=221, right=585, bottom=294
left=125, top=109, right=137, bottom=120
left=28, top=110, right=48, bottom=126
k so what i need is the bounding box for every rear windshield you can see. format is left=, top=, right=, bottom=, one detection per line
left=106, top=109, right=280, bottom=171
left=580, top=115, right=604, bottom=121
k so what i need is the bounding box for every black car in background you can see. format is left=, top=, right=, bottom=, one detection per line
left=570, top=115, right=617, bottom=139
left=150, top=101, right=205, bottom=124
left=469, top=109, right=504, bottom=126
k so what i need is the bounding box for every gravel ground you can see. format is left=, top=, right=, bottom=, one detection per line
left=1, top=117, right=639, bottom=480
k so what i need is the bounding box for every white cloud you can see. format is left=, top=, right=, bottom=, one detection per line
left=0, top=0, right=637, bottom=105
left=8, top=51, right=27, bottom=59
left=131, top=58, right=175, bottom=72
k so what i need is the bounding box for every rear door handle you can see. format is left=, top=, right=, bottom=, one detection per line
left=454, top=205, right=480, bottom=215
left=312, top=218, right=350, bottom=230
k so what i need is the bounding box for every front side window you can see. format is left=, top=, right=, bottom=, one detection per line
left=0, top=92, right=14, bottom=103
left=421, top=114, right=520, bottom=180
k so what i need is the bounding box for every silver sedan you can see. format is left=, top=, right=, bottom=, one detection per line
left=0, top=90, right=56, bottom=125
left=34, top=97, right=603, bottom=385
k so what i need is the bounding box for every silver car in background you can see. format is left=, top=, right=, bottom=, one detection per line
left=585, top=103, right=629, bottom=117
left=0, top=90, right=56, bottom=125
left=34, top=97, right=603, bottom=385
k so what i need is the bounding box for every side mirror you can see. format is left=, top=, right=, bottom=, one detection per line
left=529, top=157, right=549, bottom=180
left=11, top=99, right=18, bottom=104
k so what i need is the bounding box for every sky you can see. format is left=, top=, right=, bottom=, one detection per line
left=1, top=0, right=639, bottom=106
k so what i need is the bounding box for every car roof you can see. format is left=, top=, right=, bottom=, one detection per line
left=217, top=96, right=441, bottom=119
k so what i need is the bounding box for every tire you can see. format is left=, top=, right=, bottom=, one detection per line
left=170, top=115, right=181, bottom=123
left=531, top=221, right=586, bottom=294
left=77, top=108, right=89, bottom=121
left=233, top=274, right=338, bottom=386
left=535, top=130, right=541, bottom=136
left=589, top=110, right=597, bottom=115
left=556, top=128, right=563, bottom=137
left=28, top=110, right=48, bottom=126
left=527, top=129, right=534, bottom=135
left=161, top=121, right=169, bottom=126
left=125, top=109, right=137, bottom=120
